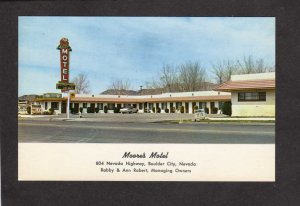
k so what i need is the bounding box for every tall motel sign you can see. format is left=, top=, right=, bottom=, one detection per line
left=56, top=38, right=75, bottom=119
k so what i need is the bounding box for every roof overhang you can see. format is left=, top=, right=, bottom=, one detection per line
left=34, top=98, right=65, bottom=102
left=68, top=95, right=231, bottom=103
left=214, top=79, right=275, bottom=92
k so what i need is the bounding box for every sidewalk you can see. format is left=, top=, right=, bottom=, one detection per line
left=208, top=117, right=275, bottom=121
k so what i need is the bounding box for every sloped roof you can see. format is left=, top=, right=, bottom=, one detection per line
left=214, top=79, right=275, bottom=92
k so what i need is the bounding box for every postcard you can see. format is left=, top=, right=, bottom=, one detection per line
left=18, top=17, right=275, bottom=181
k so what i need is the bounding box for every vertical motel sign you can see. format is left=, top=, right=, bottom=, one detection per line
left=56, top=38, right=75, bottom=91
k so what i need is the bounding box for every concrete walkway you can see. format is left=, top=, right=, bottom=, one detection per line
left=208, top=117, right=275, bottom=121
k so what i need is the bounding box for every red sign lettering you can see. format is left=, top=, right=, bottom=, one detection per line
left=57, top=38, right=72, bottom=83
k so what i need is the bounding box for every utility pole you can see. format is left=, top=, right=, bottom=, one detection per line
left=140, top=85, right=143, bottom=95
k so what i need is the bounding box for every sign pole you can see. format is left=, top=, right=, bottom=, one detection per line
left=56, top=38, right=74, bottom=119
left=67, top=91, right=70, bottom=119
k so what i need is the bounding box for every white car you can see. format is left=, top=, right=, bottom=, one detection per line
left=194, top=109, right=206, bottom=121
left=120, top=107, right=138, bottom=114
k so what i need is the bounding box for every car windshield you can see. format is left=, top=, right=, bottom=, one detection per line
left=196, top=109, right=205, bottom=112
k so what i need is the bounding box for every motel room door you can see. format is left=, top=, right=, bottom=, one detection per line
left=74, top=103, right=79, bottom=113
left=90, top=103, right=95, bottom=113
left=210, top=102, right=215, bottom=114
left=61, top=102, right=67, bottom=113
left=185, top=102, right=189, bottom=113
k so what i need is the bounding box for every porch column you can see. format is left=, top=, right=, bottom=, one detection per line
left=188, top=102, right=193, bottom=114
left=207, top=101, right=211, bottom=114
left=58, top=102, right=62, bottom=114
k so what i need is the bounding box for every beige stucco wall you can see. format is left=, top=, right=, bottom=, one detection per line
left=231, top=90, right=275, bottom=117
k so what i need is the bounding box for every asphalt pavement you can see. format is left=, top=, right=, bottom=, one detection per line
left=18, top=119, right=275, bottom=144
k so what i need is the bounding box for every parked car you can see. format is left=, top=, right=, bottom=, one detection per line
left=194, top=108, right=206, bottom=121
left=120, top=106, right=138, bottom=114
left=144, top=108, right=151, bottom=113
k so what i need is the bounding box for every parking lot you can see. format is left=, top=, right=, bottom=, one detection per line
left=19, top=113, right=226, bottom=123
left=18, top=112, right=275, bottom=144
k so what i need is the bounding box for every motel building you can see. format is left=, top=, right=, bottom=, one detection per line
left=31, top=72, right=275, bottom=117
left=32, top=91, right=231, bottom=115
left=214, top=72, right=275, bottom=117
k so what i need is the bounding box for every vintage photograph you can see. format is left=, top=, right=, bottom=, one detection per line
left=18, top=17, right=275, bottom=144
left=18, top=17, right=275, bottom=181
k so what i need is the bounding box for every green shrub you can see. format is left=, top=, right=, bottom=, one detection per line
left=95, top=108, right=99, bottom=113
left=222, top=101, right=232, bottom=116
left=204, top=107, right=209, bottom=114
left=79, top=107, right=83, bottom=113
left=171, top=107, right=175, bottom=113
left=193, top=105, right=198, bottom=113
left=49, top=108, right=55, bottom=115
left=157, top=107, right=161, bottom=113
left=87, top=107, right=92, bottom=113
left=27, top=106, right=31, bottom=114
left=165, top=108, right=169, bottom=113
left=212, top=107, right=218, bottom=114
left=104, top=106, right=108, bottom=113
left=70, top=108, right=75, bottom=114
left=114, top=107, right=120, bottom=113
left=42, top=111, right=50, bottom=115
left=180, top=106, right=184, bottom=113
left=152, top=107, right=155, bottom=113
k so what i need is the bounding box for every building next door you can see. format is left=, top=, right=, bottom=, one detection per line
left=61, top=101, right=67, bottom=113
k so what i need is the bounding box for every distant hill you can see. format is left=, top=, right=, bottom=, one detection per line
left=101, top=89, right=139, bottom=95
left=100, top=82, right=218, bottom=95
left=18, top=94, right=39, bottom=101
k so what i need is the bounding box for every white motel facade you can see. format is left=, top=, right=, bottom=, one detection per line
left=31, top=72, right=275, bottom=117
left=33, top=91, right=231, bottom=115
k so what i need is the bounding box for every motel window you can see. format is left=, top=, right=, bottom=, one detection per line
left=108, top=103, right=115, bottom=110
left=124, top=104, right=131, bottom=108
left=83, top=103, right=87, bottom=108
left=176, top=102, right=182, bottom=109
left=238, top=92, right=266, bottom=102
left=149, top=103, right=153, bottom=109
left=99, top=103, right=103, bottom=110
left=218, top=101, right=225, bottom=109
left=51, top=102, right=59, bottom=110
left=162, top=103, right=167, bottom=110
left=199, top=102, right=206, bottom=109
left=139, top=103, right=143, bottom=110
left=45, top=102, right=48, bottom=110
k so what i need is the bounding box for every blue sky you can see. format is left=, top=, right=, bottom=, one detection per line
left=19, top=17, right=275, bottom=96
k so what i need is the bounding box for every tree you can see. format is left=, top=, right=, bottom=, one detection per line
left=212, top=61, right=225, bottom=84
left=108, top=79, right=131, bottom=95
left=72, top=72, right=91, bottom=94
left=146, top=61, right=207, bottom=92
left=237, top=55, right=275, bottom=74
left=178, top=61, right=207, bottom=92
left=211, top=60, right=237, bottom=84
left=160, top=64, right=180, bottom=92
left=211, top=56, right=275, bottom=84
